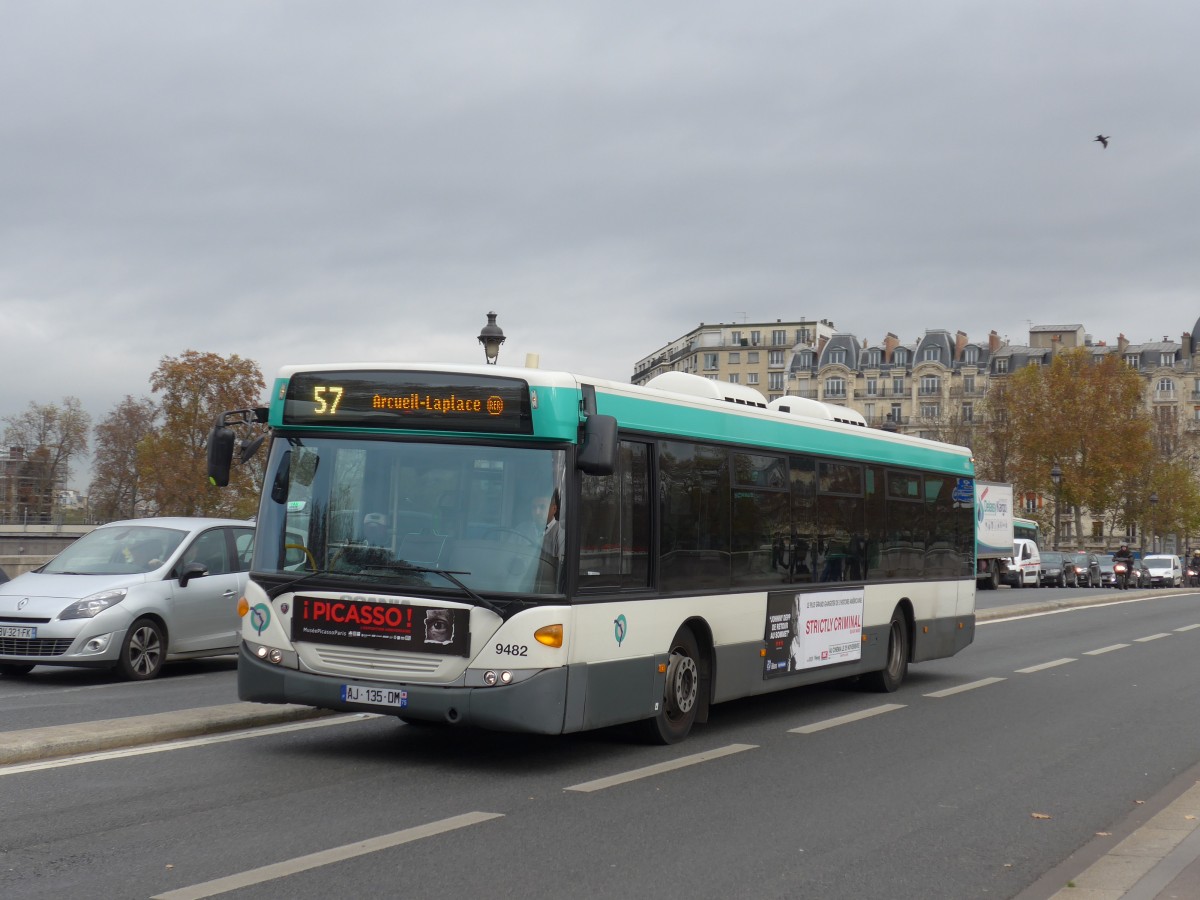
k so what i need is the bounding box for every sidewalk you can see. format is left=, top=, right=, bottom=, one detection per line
left=1040, top=777, right=1200, bottom=900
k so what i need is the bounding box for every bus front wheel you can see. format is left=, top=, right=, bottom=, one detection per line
left=863, top=609, right=909, bottom=693
left=639, top=627, right=701, bottom=745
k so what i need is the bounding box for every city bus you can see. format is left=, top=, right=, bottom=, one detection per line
left=208, top=363, right=977, bottom=743
left=1014, top=517, right=1040, bottom=546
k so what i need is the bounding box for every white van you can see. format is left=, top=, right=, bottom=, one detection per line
left=1003, top=538, right=1042, bottom=589
left=1142, top=554, right=1183, bottom=588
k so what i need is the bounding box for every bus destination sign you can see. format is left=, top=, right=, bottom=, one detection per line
left=282, top=370, right=533, bottom=434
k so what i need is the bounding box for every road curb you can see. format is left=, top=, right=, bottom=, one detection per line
left=0, top=702, right=334, bottom=766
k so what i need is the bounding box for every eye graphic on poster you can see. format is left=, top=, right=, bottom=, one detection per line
left=424, top=609, right=454, bottom=645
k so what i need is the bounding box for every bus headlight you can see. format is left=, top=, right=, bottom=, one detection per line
left=254, top=645, right=284, bottom=665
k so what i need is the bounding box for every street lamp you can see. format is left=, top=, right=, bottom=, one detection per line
left=477, top=311, right=506, bottom=364
left=1049, top=463, right=1062, bottom=551
left=1149, top=491, right=1158, bottom=554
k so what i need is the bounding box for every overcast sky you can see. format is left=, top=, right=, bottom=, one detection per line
left=3, top=2, right=1198, bottom=487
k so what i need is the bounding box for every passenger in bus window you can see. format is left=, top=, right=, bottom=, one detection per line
left=529, top=489, right=566, bottom=592
left=541, top=490, right=565, bottom=563
left=518, top=495, right=551, bottom=545
left=363, top=512, right=389, bottom=547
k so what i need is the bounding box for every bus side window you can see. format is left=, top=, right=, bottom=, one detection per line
left=578, top=440, right=651, bottom=591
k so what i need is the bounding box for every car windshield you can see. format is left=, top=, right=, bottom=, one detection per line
left=42, top=525, right=188, bottom=575
left=253, top=436, right=570, bottom=598
left=1143, top=556, right=1173, bottom=567
left=1041, top=552, right=1064, bottom=565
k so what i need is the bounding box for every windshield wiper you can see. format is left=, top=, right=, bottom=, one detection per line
left=263, top=568, right=357, bottom=600
left=262, top=562, right=523, bottom=618
left=363, top=563, right=513, bottom=617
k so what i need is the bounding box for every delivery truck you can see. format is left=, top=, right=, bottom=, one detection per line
left=975, top=480, right=1014, bottom=590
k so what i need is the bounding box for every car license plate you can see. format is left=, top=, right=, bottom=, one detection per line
left=0, top=626, right=36, bottom=639
left=341, top=684, right=408, bottom=708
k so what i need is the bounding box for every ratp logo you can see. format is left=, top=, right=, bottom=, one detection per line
left=613, top=614, right=627, bottom=646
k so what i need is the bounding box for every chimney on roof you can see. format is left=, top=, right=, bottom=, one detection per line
left=883, top=332, right=899, bottom=363
left=955, top=330, right=968, bottom=361
left=988, top=330, right=1004, bottom=353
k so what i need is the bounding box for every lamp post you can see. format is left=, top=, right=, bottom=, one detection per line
left=1149, top=491, right=1158, bottom=554
left=1049, top=463, right=1062, bottom=551
left=477, top=312, right=506, bottom=364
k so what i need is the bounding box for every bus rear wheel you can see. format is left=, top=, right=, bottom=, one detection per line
left=863, top=609, right=908, bottom=693
left=638, top=627, right=701, bottom=745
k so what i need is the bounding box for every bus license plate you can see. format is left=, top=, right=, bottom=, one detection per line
left=341, top=684, right=408, bottom=708
left=0, top=626, right=36, bottom=639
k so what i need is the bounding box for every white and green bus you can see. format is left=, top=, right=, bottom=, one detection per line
left=209, top=363, right=977, bottom=743
left=1014, top=516, right=1041, bottom=546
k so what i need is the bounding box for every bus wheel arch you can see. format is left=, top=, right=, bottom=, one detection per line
left=863, top=601, right=912, bottom=693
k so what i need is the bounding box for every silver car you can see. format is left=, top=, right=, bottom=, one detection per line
left=0, top=518, right=254, bottom=680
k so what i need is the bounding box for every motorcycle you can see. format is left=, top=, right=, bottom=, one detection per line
left=1113, top=558, right=1132, bottom=591
left=1189, top=564, right=1200, bottom=588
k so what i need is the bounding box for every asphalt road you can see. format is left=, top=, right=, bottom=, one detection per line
left=0, top=583, right=1157, bottom=733
left=1, top=587, right=1199, bottom=899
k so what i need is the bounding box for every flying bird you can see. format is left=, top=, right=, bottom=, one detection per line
left=1094, top=134, right=1110, bottom=148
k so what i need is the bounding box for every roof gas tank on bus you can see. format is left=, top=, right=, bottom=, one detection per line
left=768, top=396, right=867, bottom=427
left=644, top=371, right=768, bottom=408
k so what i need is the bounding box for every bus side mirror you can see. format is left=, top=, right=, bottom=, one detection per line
left=207, top=422, right=236, bottom=487
left=577, top=414, right=617, bottom=475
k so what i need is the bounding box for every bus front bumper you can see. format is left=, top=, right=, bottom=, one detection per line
left=237, top=642, right=570, bottom=735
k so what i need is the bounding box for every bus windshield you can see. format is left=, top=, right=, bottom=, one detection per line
left=253, top=436, right=569, bottom=598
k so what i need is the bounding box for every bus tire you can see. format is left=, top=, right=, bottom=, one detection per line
left=985, top=562, right=999, bottom=591
left=638, top=626, right=701, bottom=745
left=863, top=609, right=908, bottom=693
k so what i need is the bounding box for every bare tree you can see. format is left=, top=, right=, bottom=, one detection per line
left=2, top=398, right=91, bottom=523
left=89, top=396, right=159, bottom=521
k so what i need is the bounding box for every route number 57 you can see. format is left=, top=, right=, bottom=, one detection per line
left=313, top=386, right=344, bottom=415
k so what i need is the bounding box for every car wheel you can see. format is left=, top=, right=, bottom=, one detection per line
left=0, top=664, right=35, bottom=677
left=117, top=617, right=166, bottom=681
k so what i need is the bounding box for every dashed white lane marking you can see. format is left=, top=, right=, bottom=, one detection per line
left=1084, top=643, right=1130, bottom=655
left=1135, top=633, right=1172, bottom=642
left=924, top=676, right=1006, bottom=698
left=788, top=703, right=905, bottom=734
left=564, top=743, right=757, bottom=792
left=151, top=811, right=503, bottom=899
left=1015, top=658, right=1076, bottom=674
left=1175, top=624, right=1200, bottom=632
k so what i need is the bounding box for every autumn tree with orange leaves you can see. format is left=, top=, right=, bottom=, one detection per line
left=137, top=350, right=266, bottom=519
left=976, top=346, right=1158, bottom=548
